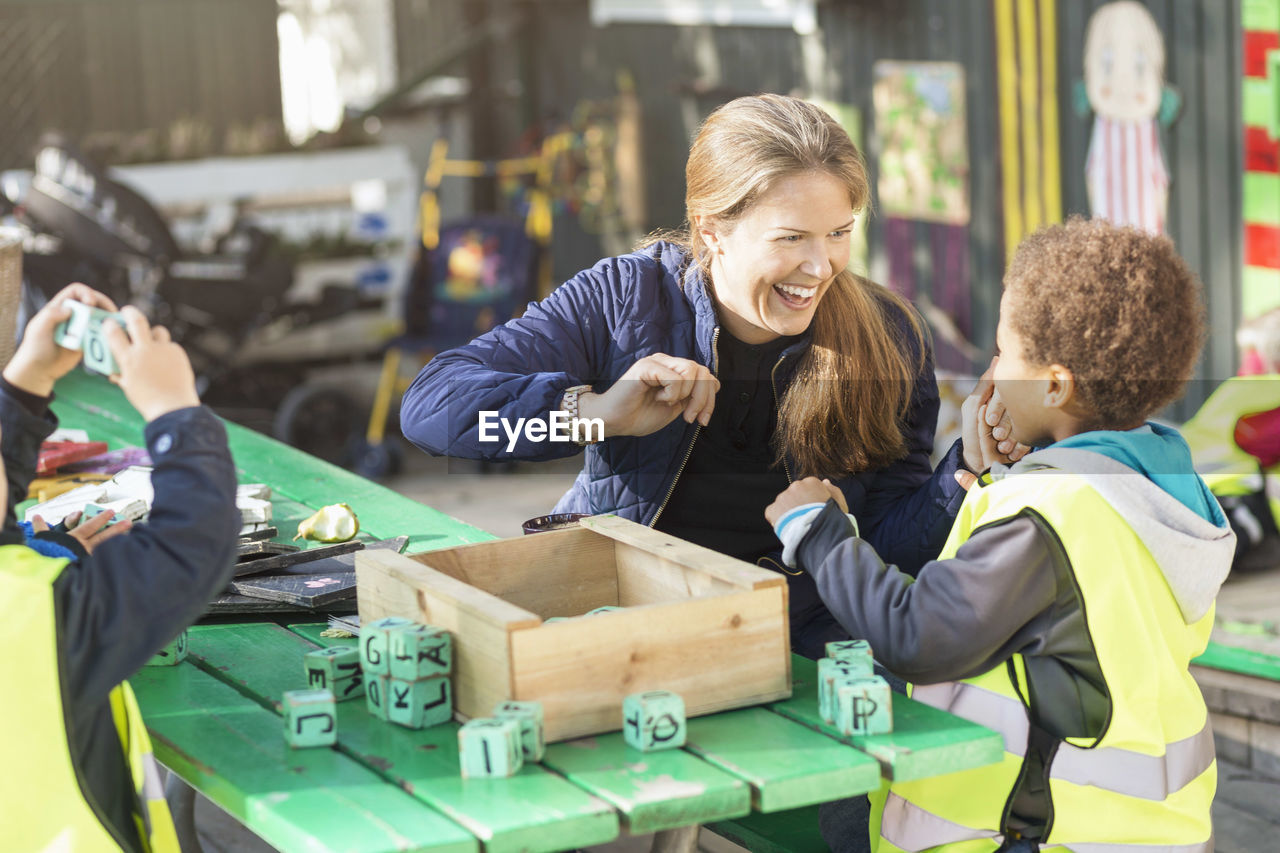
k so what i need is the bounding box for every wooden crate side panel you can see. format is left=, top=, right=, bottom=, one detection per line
left=509, top=587, right=791, bottom=742
left=615, top=542, right=746, bottom=605
left=583, top=515, right=785, bottom=592
left=409, top=526, right=619, bottom=617
left=356, top=550, right=540, bottom=721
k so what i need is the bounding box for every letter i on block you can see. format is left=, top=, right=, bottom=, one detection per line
left=835, top=675, right=894, bottom=737
left=818, top=656, right=873, bottom=724
left=494, top=701, right=545, bottom=762
left=284, top=689, right=337, bottom=748
left=360, top=616, right=414, bottom=676
left=389, top=624, right=451, bottom=680
left=458, top=719, right=523, bottom=778
left=303, top=646, right=364, bottom=701
left=144, top=630, right=188, bottom=666
left=623, top=690, right=686, bottom=751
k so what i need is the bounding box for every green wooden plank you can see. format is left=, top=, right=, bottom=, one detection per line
left=334, top=701, right=618, bottom=853
left=541, top=734, right=751, bottom=834
left=768, top=657, right=1003, bottom=783
left=684, top=707, right=880, bottom=813
left=193, top=622, right=619, bottom=853
left=706, top=804, right=827, bottom=853
left=290, top=622, right=360, bottom=647
left=48, top=370, right=493, bottom=553
left=131, top=661, right=278, bottom=719
left=1195, top=641, right=1280, bottom=681
left=1243, top=0, right=1280, bottom=32
left=132, top=663, right=478, bottom=853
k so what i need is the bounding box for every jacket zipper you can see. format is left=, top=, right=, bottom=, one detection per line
left=649, top=327, right=720, bottom=527
left=770, top=354, right=793, bottom=483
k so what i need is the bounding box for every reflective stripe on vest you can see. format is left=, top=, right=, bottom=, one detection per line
left=881, top=792, right=998, bottom=849
left=884, top=794, right=1214, bottom=853
left=1041, top=841, right=1213, bottom=853
left=111, top=682, right=181, bottom=851
left=913, top=682, right=1217, bottom=801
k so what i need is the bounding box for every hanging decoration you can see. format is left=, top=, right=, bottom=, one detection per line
left=1077, top=1, right=1180, bottom=234
left=872, top=61, right=970, bottom=225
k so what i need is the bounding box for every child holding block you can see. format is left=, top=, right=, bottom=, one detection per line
left=0, top=283, right=240, bottom=851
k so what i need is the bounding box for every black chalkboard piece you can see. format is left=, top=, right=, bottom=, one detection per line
left=232, top=539, right=363, bottom=578
left=230, top=572, right=357, bottom=607
left=213, top=537, right=409, bottom=612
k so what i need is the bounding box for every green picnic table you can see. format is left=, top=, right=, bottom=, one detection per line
left=47, top=370, right=1005, bottom=853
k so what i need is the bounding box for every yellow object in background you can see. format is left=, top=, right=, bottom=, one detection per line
left=294, top=503, right=360, bottom=543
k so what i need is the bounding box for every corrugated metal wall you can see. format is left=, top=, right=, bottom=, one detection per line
left=0, top=0, right=282, bottom=171
left=392, top=0, right=1242, bottom=409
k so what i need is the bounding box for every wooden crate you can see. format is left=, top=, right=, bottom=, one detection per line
left=356, top=515, right=791, bottom=742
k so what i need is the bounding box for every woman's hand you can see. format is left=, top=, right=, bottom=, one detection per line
left=577, top=353, right=719, bottom=438
left=957, top=357, right=1030, bottom=489
left=3, top=283, right=120, bottom=397
left=765, top=477, right=847, bottom=526
left=31, top=510, right=133, bottom=555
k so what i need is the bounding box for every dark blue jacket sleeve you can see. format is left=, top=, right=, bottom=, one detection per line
left=55, top=406, right=241, bottom=706
left=399, top=256, right=629, bottom=461
left=0, top=385, right=53, bottom=538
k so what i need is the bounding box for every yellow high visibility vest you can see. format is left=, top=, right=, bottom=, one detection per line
left=1180, top=374, right=1280, bottom=523
left=873, top=469, right=1217, bottom=853
left=0, top=544, right=180, bottom=852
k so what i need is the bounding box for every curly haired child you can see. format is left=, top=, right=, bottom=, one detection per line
left=768, top=218, right=1232, bottom=852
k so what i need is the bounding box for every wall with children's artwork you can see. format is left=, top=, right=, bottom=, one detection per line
left=391, top=0, right=1245, bottom=414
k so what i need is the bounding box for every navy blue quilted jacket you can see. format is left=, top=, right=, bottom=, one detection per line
left=401, top=242, right=967, bottom=574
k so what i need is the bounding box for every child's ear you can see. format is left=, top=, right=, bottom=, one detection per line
left=1043, top=364, right=1076, bottom=409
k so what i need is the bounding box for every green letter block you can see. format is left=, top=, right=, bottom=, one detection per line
left=284, top=689, right=337, bottom=748
left=825, top=639, right=874, bottom=667
left=623, top=690, right=686, bottom=751
left=387, top=675, right=452, bottom=729
left=360, top=616, right=414, bottom=676
left=303, top=646, right=364, bottom=701
left=818, top=656, right=874, bottom=724
left=145, top=630, right=188, bottom=667
left=493, top=700, right=545, bottom=762
left=835, top=675, right=893, bottom=736
left=458, top=718, right=523, bottom=778
left=389, top=624, right=451, bottom=680
left=365, top=675, right=390, bottom=720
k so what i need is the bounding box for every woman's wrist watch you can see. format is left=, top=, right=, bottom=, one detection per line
left=560, top=384, right=601, bottom=446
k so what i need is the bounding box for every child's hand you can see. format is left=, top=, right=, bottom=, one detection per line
left=960, top=357, right=1030, bottom=478
left=2, top=284, right=119, bottom=396
left=765, top=477, right=847, bottom=526
left=102, top=307, right=201, bottom=422
left=31, top=510, right=133, bottom=555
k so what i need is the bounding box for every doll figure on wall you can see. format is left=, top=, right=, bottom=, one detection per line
left=1077, top=1, right=1180, bottom=234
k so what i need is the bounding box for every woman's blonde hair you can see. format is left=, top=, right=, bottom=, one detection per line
left=656, top=94, right=926, bottom=476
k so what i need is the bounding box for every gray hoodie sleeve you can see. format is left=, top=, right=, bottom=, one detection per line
left=797, top=500, right=1060, bottom=684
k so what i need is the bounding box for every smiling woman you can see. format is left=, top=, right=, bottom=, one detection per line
left=399, top=94, right=985, bottom=657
